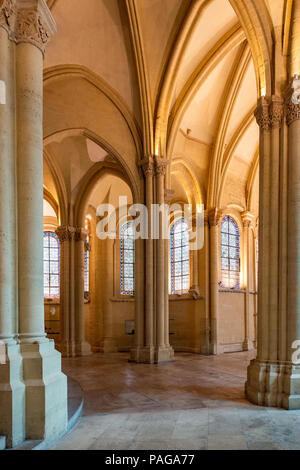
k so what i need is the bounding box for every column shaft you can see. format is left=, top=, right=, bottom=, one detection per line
left=74, top=228, right=91, bottom=356
left=0, top=25, right=25, bottom=449
left=155, top=169, right=165, bottom=349
left=17, top=43, right=45, bottom=342
left=208, top=209, right=221, bottom=355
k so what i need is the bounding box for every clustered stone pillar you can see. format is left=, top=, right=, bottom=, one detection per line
left=74, top=227, right=92, bottom=355
left=100, top=237, right=117, bottom=352
left=246, top=89, right=300, bottom=409
left=0, top=0, right=68, bottom=447
left=242, top=211, right=255, bottom=351
left=56, top=225, right=92, bottom=357
left=208, top=209, right=221, bottom=354
left=56, top=226, right=75, bottom=357
left=153, top=158, right=174, bottom=363
left=130, top=156, right=174, bottom=363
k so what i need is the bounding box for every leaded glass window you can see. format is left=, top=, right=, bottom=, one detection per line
left=170, top=218, right=190, bottom=294
left=120, top=222, right=135, bottom=295
left=221, top=216, right=240, bottom=289
left=43, top=231, right=60, bottom=299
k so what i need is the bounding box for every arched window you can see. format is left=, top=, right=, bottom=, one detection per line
left=170, top=218, right=190, bottom=294
left=221, top=215, right=240, bottom=289
left=43, top=231, right=60, bottom=299
left=120, top=221, right=135, bottom=295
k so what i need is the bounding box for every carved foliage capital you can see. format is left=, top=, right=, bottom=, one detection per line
left=55, top=225, right=75, bottom=243
left=286, top=100, right=300, bottom=126
left=255, top=96, right=284, bottom=131
left=56, top=226, right=88, bottom=243
left=140, top=156, right=154, bottom=177
left=255, top=97, right=270, bottom=131
left=0, top=0, right=56, bottom=54
left=285, top=78, right=300, bottom=126
left=0, top=0, right=17, bottom=36
left=155, top=158, right=168, bottom=177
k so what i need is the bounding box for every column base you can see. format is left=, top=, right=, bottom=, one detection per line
left=0, top=343, right=25, bottom=448
left=130, top=345, right=175, bottom=363
left=20, top=340, right=68, bottom=441
left=75, top=341, right=92, bottom=356
left=58, top=340, right=77, bottom=358
left=102, top=337, right=118, bottom=353
left=246, top=358, right=300, bottom=409
left=130, top=346, right=155, bottom=363
left=154, top=345, right=174, bottom=364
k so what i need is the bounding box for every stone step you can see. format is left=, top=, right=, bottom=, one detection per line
left=0, top=436, right=6, bottom=450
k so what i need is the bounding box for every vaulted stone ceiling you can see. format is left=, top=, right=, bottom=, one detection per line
left=44, top=0, right=269, bottom=215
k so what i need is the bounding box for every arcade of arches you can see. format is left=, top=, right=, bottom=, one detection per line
left=1, top=0, right=300, bottom=450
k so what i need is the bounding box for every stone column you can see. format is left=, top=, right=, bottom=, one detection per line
left=154, top=158, right=174, bottom=363
left=101, top=237, right=117, bottom=353
left=74, top=227, right=91, bottom=355
left=164, top=189, right=174, bottom=349
left=245, top=93, right=300, bottom=409
left=0, top=3, right=25, bottom=448
left=208, top=209, right=222, bottom=354
left=56, top=225, right=76, bottom=357
left=15, top=0, right=68, bottom=440
left=241, top=211, right=255, bottom=351
left=285, top=85, right=300, bottom=407
left=202, top=212, right=210, bottom=354
left=129, top=160, right=150, bottom=363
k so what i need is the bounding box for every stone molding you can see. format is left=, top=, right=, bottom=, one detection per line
left=56, top=225, right=75, bottom=243
left=255, top=96, right=284, bottom=131
left=286, top=75, right=300, bottom=126
left=0, top=0, right=56, bottom=54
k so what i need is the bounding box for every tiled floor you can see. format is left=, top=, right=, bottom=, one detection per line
left=51, top=351, right=300, bottom=450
